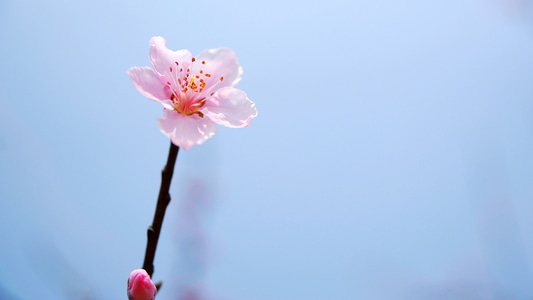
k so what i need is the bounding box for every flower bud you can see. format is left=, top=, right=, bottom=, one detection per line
left=127, top=269, right=156, bottom=300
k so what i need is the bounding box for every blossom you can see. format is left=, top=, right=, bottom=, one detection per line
left=127, top=269, right=157, bottom=300
left=128, top=36, right=258, bottom=149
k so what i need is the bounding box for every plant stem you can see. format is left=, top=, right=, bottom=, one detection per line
left=142, top=141, right=179, bottom=278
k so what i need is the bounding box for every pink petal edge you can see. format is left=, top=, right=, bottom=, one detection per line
left=127, top=67, right=169, bottom=103
left=148, top=36, right=193, bottom=83
left=195, top=48, right=243, bottom=88
left=204, top=87, right=258, bottom=128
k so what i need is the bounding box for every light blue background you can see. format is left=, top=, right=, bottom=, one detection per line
left=1, top=0, right=533, bottom=299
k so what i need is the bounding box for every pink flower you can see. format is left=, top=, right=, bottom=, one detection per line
left=127, top=269, right=157, bottom=300
left=128, top=36, right=258, bottom=149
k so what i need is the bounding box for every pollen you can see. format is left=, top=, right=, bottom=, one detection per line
left=189, top=77, right=198, bottom=89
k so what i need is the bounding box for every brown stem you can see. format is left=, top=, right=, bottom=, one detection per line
left=142, top=141, right=179, bottom=278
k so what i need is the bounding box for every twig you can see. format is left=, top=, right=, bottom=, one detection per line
left=142, top=141, right=179, bottom=278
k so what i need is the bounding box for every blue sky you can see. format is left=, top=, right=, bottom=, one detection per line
left=1, top=0, right=533, bottom=299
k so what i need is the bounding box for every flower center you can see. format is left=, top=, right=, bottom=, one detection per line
left=166, top=57, right=225, bottom=118
left=170, top=93, right=206, bottom=117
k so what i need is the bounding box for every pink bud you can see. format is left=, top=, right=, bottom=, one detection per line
left=127, top=269, right=157, bottom=300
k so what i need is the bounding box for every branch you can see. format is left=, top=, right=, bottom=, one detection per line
left=142, top=141, right=179, bottom=278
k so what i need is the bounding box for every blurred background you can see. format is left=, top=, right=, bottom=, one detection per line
left=1, top=0, right=533, bottom=299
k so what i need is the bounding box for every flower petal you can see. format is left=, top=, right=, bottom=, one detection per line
left=195, top=48, right=243, bottom=90
left=204, top=87, right=258, bottom=128
left=157, top=109, right=217, bottom=150
left=127, top=67, right=174, bottom=109
left=148, top=36, right=192, bottom=82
